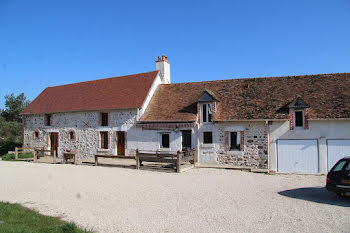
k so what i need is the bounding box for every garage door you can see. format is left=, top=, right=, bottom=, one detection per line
left=327, top=140, right=350, bottom=171
left=277, top=140, right=318, bottom=174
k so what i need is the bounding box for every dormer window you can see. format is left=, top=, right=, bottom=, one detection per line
left=294, top=110, right=304, bottom=128
left=101, top=113, right=109, bottom=126
left=202, top=103, right=213, bottom=123
left=288, top=96, right=309, bottom=130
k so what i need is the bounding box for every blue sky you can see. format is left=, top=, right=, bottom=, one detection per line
left=1, top=0, right=350, bottom=108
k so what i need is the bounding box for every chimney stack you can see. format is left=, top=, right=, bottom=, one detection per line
left=156, top=55, right=170, bottom=84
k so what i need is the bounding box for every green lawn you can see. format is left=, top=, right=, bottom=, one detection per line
left=0, top=202, right=92, bottom=233
left=1, top=152, right=34, bottom=161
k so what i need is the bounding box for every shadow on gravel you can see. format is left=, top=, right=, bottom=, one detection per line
left=278, top=187, right=350, bottom=207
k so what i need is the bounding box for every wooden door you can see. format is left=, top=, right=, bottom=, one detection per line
left=117, top=131, right=125, bottom=155
left=50, top=132, right=59, bottom=153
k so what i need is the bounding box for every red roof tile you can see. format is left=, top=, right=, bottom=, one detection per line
left=21, top=71, right=159, bottom=114
left=140, top=73, right=350, bottom=122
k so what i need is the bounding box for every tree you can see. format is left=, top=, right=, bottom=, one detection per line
left=1, top=93, right=30, bottom=122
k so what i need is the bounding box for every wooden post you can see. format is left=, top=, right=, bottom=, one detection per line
left=135, top=149, right=140, bottom=169
left=15, top=147, right=18, bottom=160
left=74, top=154, right=77, bottom=165
left=95, top=155, right=98, bottom=166
left=52, top=150, right=56, bottom=164
left=33, top=150, right=37, bottom=162
left=177, top=151, right=181, bottom=173
left=193, top=148, right=196, bottom=168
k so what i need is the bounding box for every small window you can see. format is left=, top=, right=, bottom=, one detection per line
left=161, top=133, right=170, bottom=148
left=100, top=131, right=109, bottom=149
left=203, top=132, right=213, bottom=144
left=202, top=103, right=213, bottom=123
left=332, top=160, right=347, bottom=172
left=230, top=132, right=241, bottom=150
left=101, top=113, right=109, bottom=126
left=295, top=111, right=304, bottom=127
left=45, top=114, right=52, bottom=126
left=68, top=131, right=75, bottom=141
left=33, top=131, right=39, bottom=140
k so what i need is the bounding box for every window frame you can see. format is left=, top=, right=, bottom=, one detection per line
left=68, top=130, right=76, bottom=141
left=203, top=131, right=213, bottom=144
left=229, top=131, right=241, bottom=151
left=201, top=103, right=213, bottom=123
left=100, top=131, right=109, bottom=149
left=33, top=130, right=40, bottom=140
left=160, top=133, right=170, bottom=149
left=294, top=110, right=304, bottom=128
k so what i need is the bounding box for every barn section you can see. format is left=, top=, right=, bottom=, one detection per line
left=269, top=120, right=350, bottom=174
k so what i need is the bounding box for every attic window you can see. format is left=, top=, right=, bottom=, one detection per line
left=45, top=114, right=51, bottom=126
left=33, top=131, right=40, bottom=140
left=202, top=103, right=213, bottom=123
left=101, top=113, right=109, bottom=126
left=68, top=130, right=75, bottom=141
left=295, top=111, right=304, bottom=128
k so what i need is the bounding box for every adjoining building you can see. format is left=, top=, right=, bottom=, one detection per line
left=21, top=56, right=350, bottom=174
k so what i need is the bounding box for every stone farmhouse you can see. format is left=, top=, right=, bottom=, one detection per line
left=21, top=55, right=350, bottom=174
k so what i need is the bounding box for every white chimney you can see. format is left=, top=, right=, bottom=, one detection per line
left=156, top=55, right=170, bottom=84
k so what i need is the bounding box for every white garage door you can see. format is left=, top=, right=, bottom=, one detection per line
left=327, top=140, right=350, bottom=171
left=277, top=140, right=318, bottom=174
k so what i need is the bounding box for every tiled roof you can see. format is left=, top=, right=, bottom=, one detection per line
left=21, top=71, right=159, bottom=114
left=140, top=73, right=350, bottom=122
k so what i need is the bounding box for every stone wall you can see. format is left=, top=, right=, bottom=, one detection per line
left=23, top=109, right=138, bottom=160
left=217, top=122, right=268, bottom=168
left=198, top=122, right=268, bottom=168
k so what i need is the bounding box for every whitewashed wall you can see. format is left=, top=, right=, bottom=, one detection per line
left=269, top=120, right=350, bottom=173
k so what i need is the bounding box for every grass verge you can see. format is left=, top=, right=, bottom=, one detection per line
left=0, top=202, right=92, bottom=233
left=1, top=152, right=33, bottom=161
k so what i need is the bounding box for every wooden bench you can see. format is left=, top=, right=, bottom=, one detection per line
left=136, top=150, right=195, bottom=173
left=94, top=154, right=135, bottom=166
left=63, top=152, right=77, bottom=164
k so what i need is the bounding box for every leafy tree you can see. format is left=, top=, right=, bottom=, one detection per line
left=1, top=93, right=30, bottom=122
left=0, top=93, right=30, bottom=155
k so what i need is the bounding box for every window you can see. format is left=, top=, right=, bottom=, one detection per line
left=68, top=131, right=75, bottom=141
left=101, top=113, right=108, bottom=126
left=161, top=133, right=170, bottom=148
left=100, top=131, right=109, bottom=149
left=203, top=132, right=213, bottom=144
left=230, top=132, right=241, bottom=150
left=332, top=160, right=346, bottom=172
left=294, top=111, right=304, bottom=127
left=33, top=131, right=39, bottom=140
left=202, top=103, right=212, bottom=123
left=45, top=114, right=51, bottom=126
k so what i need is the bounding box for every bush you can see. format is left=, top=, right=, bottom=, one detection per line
left=0, top=141, right=22, bottom=156
left=2, top=152, right=33, bottom=161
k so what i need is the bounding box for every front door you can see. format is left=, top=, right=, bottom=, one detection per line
left=117, top=131, right=125, bottom=155
left=50, top=132, right=59, bottom=154
left=182, top=130, right=192, bottom=150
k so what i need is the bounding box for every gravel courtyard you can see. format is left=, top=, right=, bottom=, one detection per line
left=0, top=161, right=349, bottom=233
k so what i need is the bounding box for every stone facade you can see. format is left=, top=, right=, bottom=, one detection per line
left=23, top=109, right=138, bottom=160
left=197, top=122, right=268, bottom=168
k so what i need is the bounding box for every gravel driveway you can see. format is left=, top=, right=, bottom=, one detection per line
left=0, top=161, right=349, bottom=233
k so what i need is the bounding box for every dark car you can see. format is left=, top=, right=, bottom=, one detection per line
left=326, top=157, right=350, bottom=197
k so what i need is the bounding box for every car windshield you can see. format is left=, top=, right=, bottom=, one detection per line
left=332, top=160, right=347, bottom=172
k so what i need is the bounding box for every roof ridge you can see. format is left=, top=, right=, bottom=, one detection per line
left=47, top=70, right=158, bottom=88
left=162, top=72, right=350, bottom=86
